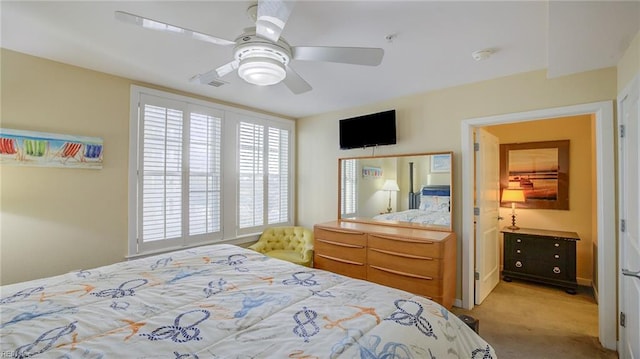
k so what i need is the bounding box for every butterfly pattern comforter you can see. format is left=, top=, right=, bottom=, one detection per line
left=0, top=244, right=496, bottom=358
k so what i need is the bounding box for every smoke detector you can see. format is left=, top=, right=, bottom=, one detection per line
left=471, top=49, right=495, bottom=61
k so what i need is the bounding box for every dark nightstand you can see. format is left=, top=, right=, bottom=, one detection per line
left=501, top=227, right=580, bottom=294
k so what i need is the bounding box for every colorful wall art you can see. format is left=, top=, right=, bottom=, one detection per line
left=0, top=128, right=103, bottom=169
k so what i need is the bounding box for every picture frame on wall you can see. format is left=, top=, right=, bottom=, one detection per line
left=430, top=154, right=451, bottom=173
left=0, top=128, right=103, bottom=169
left=362, top=166, right=382, bottom=178
left=500, top=140, right=569, bottom=210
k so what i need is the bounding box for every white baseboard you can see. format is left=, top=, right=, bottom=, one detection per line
left=453, top=298, right=463, bottom=308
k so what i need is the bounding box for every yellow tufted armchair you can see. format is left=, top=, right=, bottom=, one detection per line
left=248, top=226, right=314, bottom=267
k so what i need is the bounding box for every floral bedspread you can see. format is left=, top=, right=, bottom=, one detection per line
left=0, top=244, right=496, bottom=358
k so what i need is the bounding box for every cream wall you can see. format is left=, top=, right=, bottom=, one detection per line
left=0, top=49, right=284, bottom=285
left=618, top=30, right=640, bottom=92
left=1, top=50, right=131, bottom=284
left=485, top=115, right=595, bottom=284
left=297, top=68, right=617, bottom=299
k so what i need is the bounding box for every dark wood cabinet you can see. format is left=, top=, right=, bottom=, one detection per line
left=502, top=227, right=579, bottom=294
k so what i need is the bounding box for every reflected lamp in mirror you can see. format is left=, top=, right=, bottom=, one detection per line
left=501, top=188, right=526, bottom=230
left=381, top=179, right=400, bottom=213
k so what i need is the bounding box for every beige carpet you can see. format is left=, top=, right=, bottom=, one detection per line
left=451, top=280, right=618, bottom=359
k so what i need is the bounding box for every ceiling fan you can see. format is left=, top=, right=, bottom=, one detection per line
left=115, top=0, right=384, bottom=94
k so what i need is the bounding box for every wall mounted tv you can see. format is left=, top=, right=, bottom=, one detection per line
left=339, top=109, right=396, bottom=150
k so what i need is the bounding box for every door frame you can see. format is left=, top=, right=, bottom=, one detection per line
left=460, top=101, right=616, bottom=350
left=616, top=74, right=638, bottom=357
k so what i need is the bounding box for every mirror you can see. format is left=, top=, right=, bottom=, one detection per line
left=338, top=151, right=453, bottom=231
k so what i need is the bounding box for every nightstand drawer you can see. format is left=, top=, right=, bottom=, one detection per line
left=504, top=259, right=572, bottom=281
left=505, top=248, right=568, bottom=262
left=368, top=233, right=444, bottom=258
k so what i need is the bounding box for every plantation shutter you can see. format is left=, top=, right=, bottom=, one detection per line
left=238, top=122, right=264, bottom=229
left=137, top=95, right=224, bottom=252
left=188, top=111, right=222, bottom=236
left=267, top=127, right=289, bottom=224
left=341, top=159, right=357, bottom=217
left=140, top=102, right=184, bottom=244
left=237, top=122, right=291, bottom=231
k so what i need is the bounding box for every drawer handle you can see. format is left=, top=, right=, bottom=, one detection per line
left=516, top=249, right=521, bottom=254
left=369, top=248, right=434, bottom=260
left=316, top=254, right=364, bottom=266
left=553, top=267, right=561, bottom=274
left=554, top=254, right=560, bottom=259
left=369, top=265, right=433, bottom=280
left=318, top=228, right=365, bottom=235
left=316, top=238, right=364, bottom=249
left=371, top=234, right=434, bottom=244
left=516, top=239, right=522, bottom=243
left=515, top=261, right=523, bottom=268
left=554, top=243, right=560, bottom=247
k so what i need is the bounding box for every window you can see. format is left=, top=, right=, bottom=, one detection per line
left=128, top=86, right=294, bottom=256
left=237, top=122, right=290, bottom=233
left=341, top=159, right=357, bottom=217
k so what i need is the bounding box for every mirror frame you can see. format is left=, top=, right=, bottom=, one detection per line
left=338, top=151, right=454, bottom=232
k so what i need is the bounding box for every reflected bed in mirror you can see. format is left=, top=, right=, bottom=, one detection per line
left=339, top=151, right=453, bottom=231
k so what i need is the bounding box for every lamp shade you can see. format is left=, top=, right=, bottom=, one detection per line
left=382, top=179, right=400, bottom=192
left=501, top=188, right=525, bottom=203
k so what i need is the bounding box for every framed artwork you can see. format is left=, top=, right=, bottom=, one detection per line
left=500, top=140, right=569, bottom=210
left=431, top=154, right=451, bottom=173
left=362, top=166, right=382, bottom=178
left=0, top=128, right=103, bottom=169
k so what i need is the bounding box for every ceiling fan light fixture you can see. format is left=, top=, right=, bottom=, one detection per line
left=238, top=57, right=286, bottom=86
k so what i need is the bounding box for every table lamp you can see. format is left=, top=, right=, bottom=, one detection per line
left=501, top=188, right=526, bottom=230
left=382, top=179, right=400, bottom=213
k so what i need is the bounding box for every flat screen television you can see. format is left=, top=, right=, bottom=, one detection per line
left=339, top=109, right=396, bottom=150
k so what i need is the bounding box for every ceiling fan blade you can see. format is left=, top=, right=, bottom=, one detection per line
left=283, top=65, right=312, bottom=94
left=215, top=60, right=240, bottom=78
left=114, top=11, right=235, bottom=46
left=255, top=0, right=295, bottom=42
left=292, top=46, right=384, bottom=66
left=190, top=60, right=238, bottom=86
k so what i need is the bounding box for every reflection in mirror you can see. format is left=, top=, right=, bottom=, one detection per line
left=339, top=152, right=453, bottom=231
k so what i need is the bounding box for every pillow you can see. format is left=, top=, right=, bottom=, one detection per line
left=419, top=195, right=450, bottom=212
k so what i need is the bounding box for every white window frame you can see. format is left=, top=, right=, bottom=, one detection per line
left=128, top=86, right=295, bottom=257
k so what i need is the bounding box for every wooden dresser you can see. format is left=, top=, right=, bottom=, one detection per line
left=501, top=227, right=579, bottom=294
left=314, top=220, right=456, bottom=309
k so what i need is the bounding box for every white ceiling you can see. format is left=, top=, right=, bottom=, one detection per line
left=2, top=1, right=638, bottom=118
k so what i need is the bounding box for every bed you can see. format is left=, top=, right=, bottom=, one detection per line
left=374, top=185, right=451, bottom=227
left=0, top=244, right=495, bottom=358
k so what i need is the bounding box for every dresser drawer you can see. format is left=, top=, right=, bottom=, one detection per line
left=367, top=264, right=442, bottom=300
left=367, top=248, right=443, bottom=278
left=314, top=237, right=366, bottom=263
left=368, top=233, right=444, bottom=259
left=315, top=227, right=367, bottom=247
left=314, top=254, right=366, bottom=280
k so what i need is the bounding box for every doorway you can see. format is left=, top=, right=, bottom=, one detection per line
left=460, top=101, right=616, bottom=349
